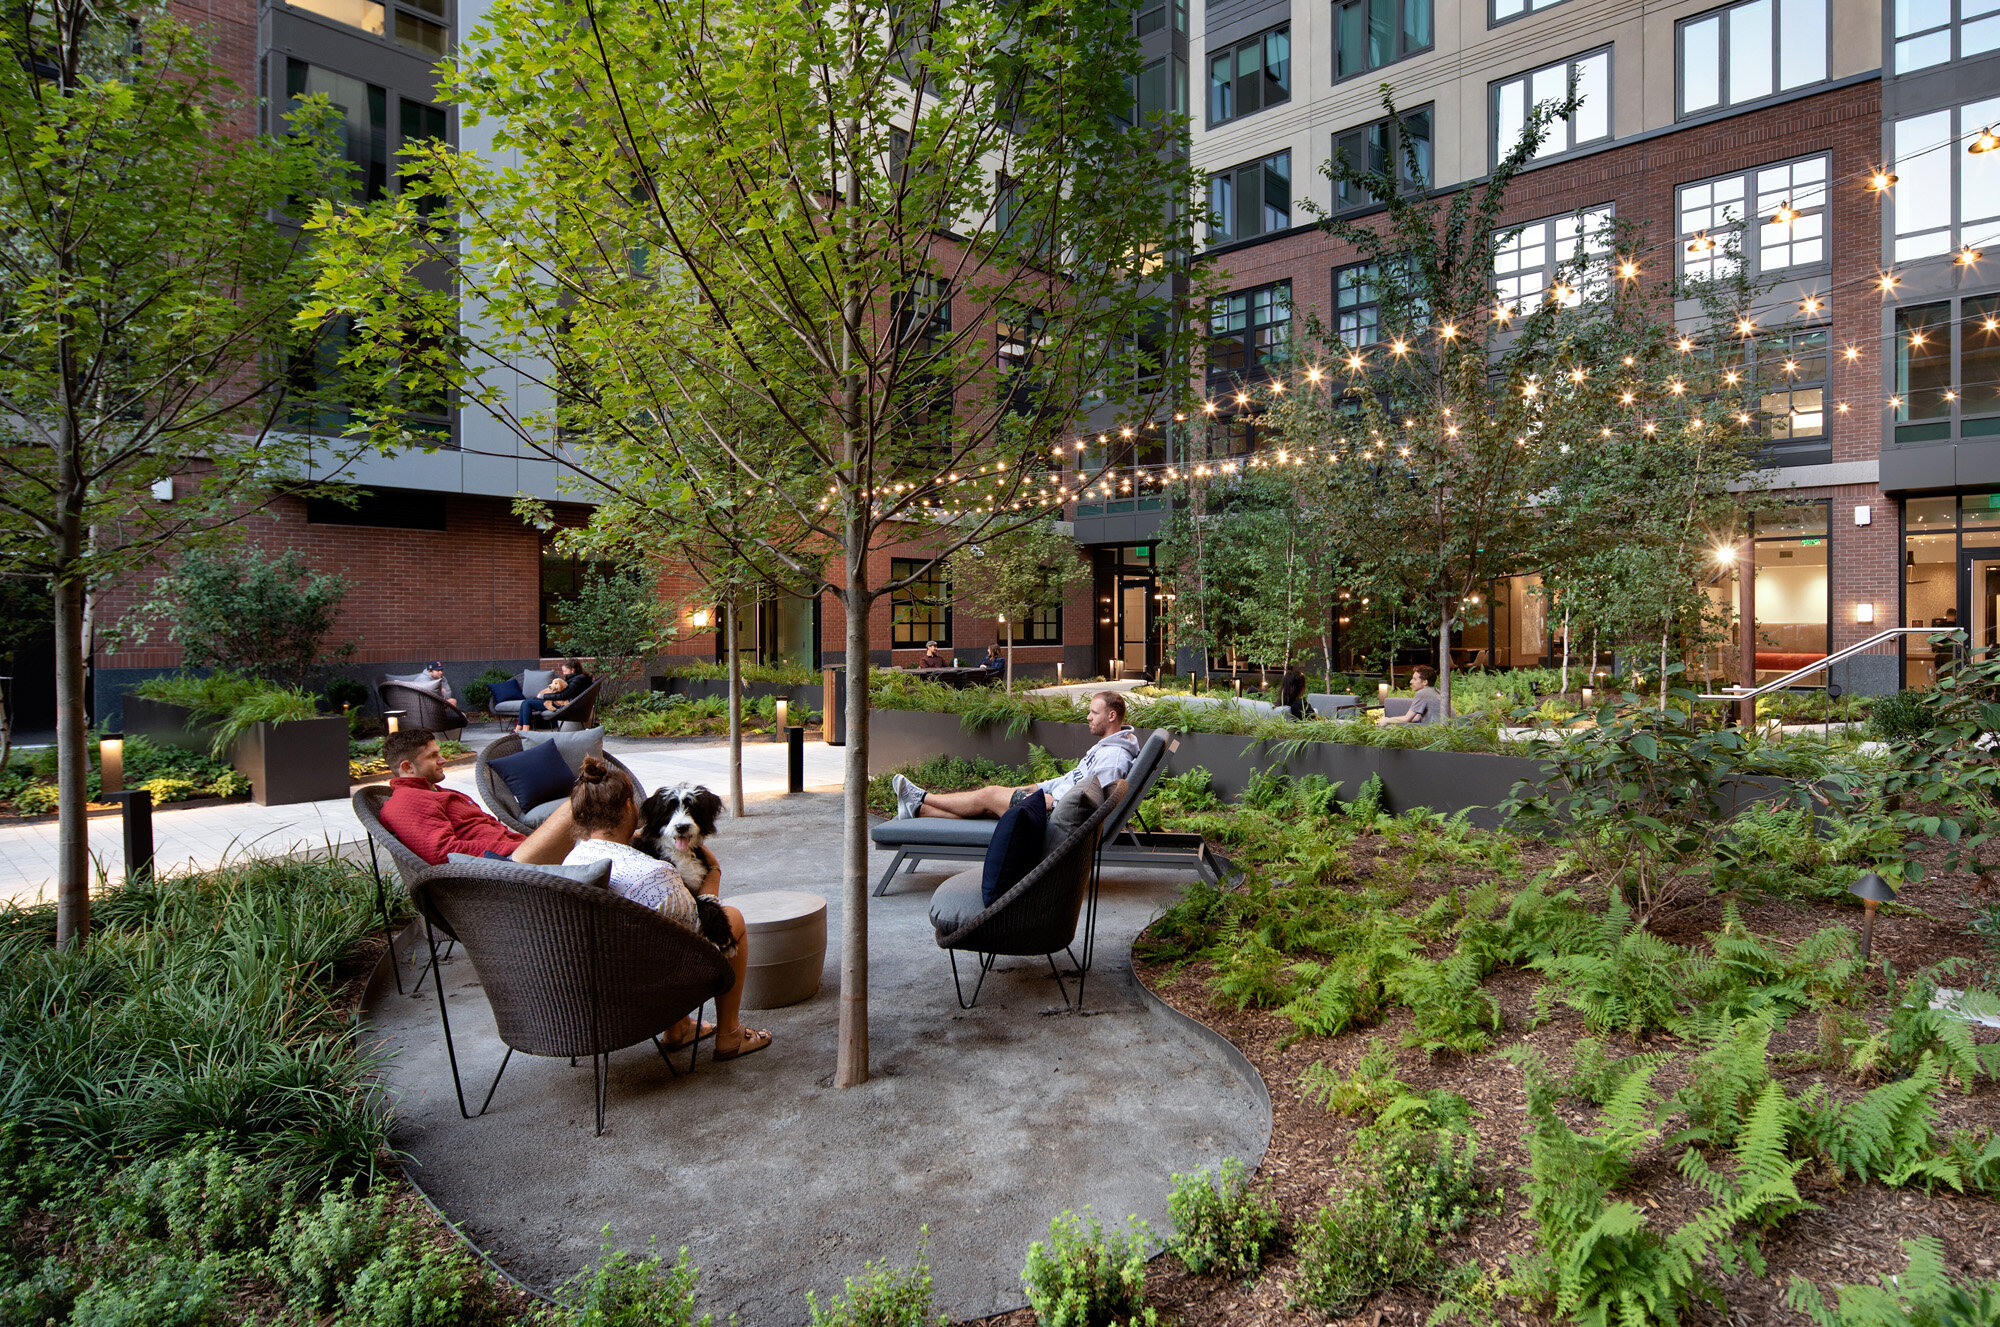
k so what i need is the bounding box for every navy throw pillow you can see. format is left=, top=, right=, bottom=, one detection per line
left=490, top=738, right=574, bottom=815
left=486, top=677, right=525, bottom=706
left=980, top=791, right=1049, bottom=906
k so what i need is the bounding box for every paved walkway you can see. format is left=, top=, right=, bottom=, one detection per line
left=0, top=730, right=852, bottom=906
left=362, top=794, right=1267, bottom=1323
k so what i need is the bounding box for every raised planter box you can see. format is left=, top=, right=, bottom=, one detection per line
left=122, top=696, right=350, bottom=807
left=648, top=677, right=820, bottom=708
left=864, top=709, right=1548, bottom=828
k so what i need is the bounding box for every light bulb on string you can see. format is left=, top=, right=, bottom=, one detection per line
left=1879, top=273, right=1900, bottom=291
left=1869, top=169, right=1897, bottom=191
left=1972, top=126, right=2000, bottom=154
left=1800, top=296, right=1823, bottom=314
left=1736, top=318, right=1757, bottom=336
left=1687, top=232, right=1716, bottom=254
left=1959, top=247, right=1984, bottom=265
left=1618, top=259, right=1639, bottom=279
left=1770, top=200, right=1800, bottom=226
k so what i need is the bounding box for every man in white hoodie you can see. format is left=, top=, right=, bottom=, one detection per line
left=892, top=690, right=1141, bottom=819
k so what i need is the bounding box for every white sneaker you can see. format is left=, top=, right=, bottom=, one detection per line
left=892, top=774, right=926, bottom=819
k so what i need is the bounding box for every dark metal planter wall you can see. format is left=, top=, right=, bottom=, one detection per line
left=123, top=696, right=349, bottom=807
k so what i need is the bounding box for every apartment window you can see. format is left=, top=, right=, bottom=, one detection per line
left=897, top=274, right=952, bottom=356
left=1333, top=107, right=1431, bottom=212
left=1894, top=296, right=2000, bottom=443
left=398, top=98, right=446, bottom=199
left=995, top=172, right=1024, bottom=241
left=1677, top=153, right=1830, bottom=281
left=1133, top=55, right=1188, bottom=124
left=1895, top=0, right=2000, bottom=72
left=890, top=559, right=950, bottom=646
left=1492, top=49, right=1609, bottom=163
left=997, top=306, right=1047, bottom=416
left=1492, top=0, right=1568, bottom=24
left=287, top=0, right=447, bottom=58
left=1333, top=262, right=1383, bottom=346
left=1334, top=0, right=1431, bottom=81
left=1132, top=0, right=1187, bottom=36
left=1207, top=152, right=1290, bottom=244
left=1891, top=98, right=2000, bottom=262
left=1726, top=329, right=1831, bottom=464
left=1008, top=605, right=1063, bottom=646
left=1679, top=0, right=1827, bottom=118
left=286, top=61, right=386, bottom=201
left=1209, top=26, right=1289, bottom=125
left=1493, top=206, right=1612, bottom=313
left=1207, top=282, right=1291, bottom=388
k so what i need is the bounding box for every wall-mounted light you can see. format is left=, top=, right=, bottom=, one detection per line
left=1857, top=602, right=1876, bottom=624
left=150, top=479, right=174, bottom=501
left=99, top=733, right=124, bottom=795
left=690, top=609, right=710, bottom=629
left=1855, top=504, right=1872, bottom=526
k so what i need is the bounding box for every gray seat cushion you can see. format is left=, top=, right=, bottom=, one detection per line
left=927, top=869, right=987, bottom=933
left=491, top=698, right=524, bottom=716
left=522, top=726, right=605, bottom=775
left=521, top=668, right=556, bottom=697
left=871, top=817, right=1000, bottom=848
left=521, top=796, right=569, bottom=828
left=1044, top=777, right=1104, bottom=854
left=1309, top=693, right=1360, bottom=718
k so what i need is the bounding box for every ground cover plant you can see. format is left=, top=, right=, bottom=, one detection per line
left=0, top=734, right=248, bottom=815
left=601, top=690, right=822, bottom=739
left=1056, top=715, right=2000, bottom=1327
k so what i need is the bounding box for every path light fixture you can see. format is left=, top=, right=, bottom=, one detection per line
left=99, top=733, right=123, bottom=796
left=774, top=699, right=788, bottom=740
left=385, top=711, right=405, bottom=735
left=1850, top=871, right=1897, bottom=962
left=1581, top=687, right=1594, bottom=707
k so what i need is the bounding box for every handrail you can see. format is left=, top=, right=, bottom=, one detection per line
left=1696, top=627, right=1963, bottom=702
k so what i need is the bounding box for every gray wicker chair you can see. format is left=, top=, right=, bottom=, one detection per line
left=519, top=676, right=602, bottom=731
left=474, top=732, right=643, bottom=834
left=377, top=678, right=467, bottom=739
left=352, top=784, right=461, bottom=996
left=408, top=859, right=735, bottom=1135
left=929, top=791, right=1121, bottom=1010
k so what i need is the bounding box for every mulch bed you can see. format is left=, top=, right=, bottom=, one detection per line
left=964, top=837, right=2000, bottom=1327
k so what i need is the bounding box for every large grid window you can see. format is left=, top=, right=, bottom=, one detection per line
left=1334, top=0, right=1431, bottom=82
left=1894, top=0, right=2000, bottom=72
left=286, top=61, right=387, bottom=201
left=1333, top=261, right=1383, bottom=347
left=1131, top=0, right=1187, bottom=35
left=1207, top=282, right=1291, bottom=388
left=1493, top=206, right=1612, bottom=313
left=1679, top=0, right=1827, bottom=118
left=1493, top=0, right=1568, bottom=23
left=1008, top=606, right=1062, bottom=646
left=1894, top=296, right=2000, bottom=444
left=1207, top=151, right=1290, bottom=245
left=1725, top=329, right=1831, bottom=464
left=1132, top=56, right=1188, bottom=125
left=1209, top=26, right=1289, bottom=125
left=1492, top=49, right=1610, bottom=163
left=1333, top=107, right=1431, bottom=212
left=286, top=0, right=447, bottom=58
left=1677, top=153, right=1830, bottom=282
left=891, top=558, right=950, bottom=646
left=1891, top=98, right=2000, bottom=262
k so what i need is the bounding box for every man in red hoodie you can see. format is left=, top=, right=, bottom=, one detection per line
left=378, top=727, right=579, bottom=865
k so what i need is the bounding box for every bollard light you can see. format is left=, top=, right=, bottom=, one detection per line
left=1582, top=687, right=1594, bottom=707
left=774, top=698, right=788, bottom=739
left=385, top=710, right=404, bottom=734
left=1057, top=661, right=1063, bottom=684
left=99, top=733, right=123, bottom=796
left=1379, top=681, right=1390, bottom=702
left=1849, top=871, right=1898, bottom=962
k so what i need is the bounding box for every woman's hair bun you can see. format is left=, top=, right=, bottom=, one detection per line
left=576, top=753, right=609, bottom=782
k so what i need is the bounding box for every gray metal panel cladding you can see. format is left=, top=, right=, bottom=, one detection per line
left=1204, top=0, right=1291, bottom=58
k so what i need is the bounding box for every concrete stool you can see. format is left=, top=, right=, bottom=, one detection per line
left=733, top=890, right=827, bottom=1009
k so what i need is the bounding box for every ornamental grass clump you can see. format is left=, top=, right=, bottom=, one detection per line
left=1165, top=1157, right=1282, bottom=1277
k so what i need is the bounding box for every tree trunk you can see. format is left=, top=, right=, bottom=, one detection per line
left=1436, top=604, right=1453, bottom=711
left=1559, top=600, right=1572, bottom=695
left=53, top=566, right=89, bottom=948
left=726, top=592, right=745, bottom=819
left=1659, top=623, right=1670, bottom=710
left=1004, top=634, right=1013, bottom=693
left=836, top=548, right=871, bottom=1088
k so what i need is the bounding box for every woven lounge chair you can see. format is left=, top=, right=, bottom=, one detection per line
left=377, top=677, right=467, bottom=740
left=871, top=729, right=1186, bottom=895
left=408, top=858, right=735, bottom=1135
left=1307, top=693, right=1362, bottom=719
left=473, top=731, right=643, bottom=835
left=927, top=791, right=1121, bottom=1010
left=521, top=676, right=601, bottom=731
left=352, top=784, right=456, bottom=996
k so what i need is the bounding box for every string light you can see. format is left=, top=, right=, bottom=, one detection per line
left=1687, top=231, right=1716, bottom=254
left=1618, top=259, right=1639, bottom=279
left=1959, top=247, right=1984, bottom=265
left=1869, top=169, right=1897, bottom=191
left=1800, top=296, right=1822, bottom=314
left=1770, top=200, right=1801, bottom=225
left=1879, top=273, right=1901, bottom=291
left=1736, top=318, right=1757, bottom=336
left=1972, top=126, right=2000, bottom=154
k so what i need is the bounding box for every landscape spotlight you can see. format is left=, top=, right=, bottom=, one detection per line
left=99, top=733, right=123, bottom=795
left=1849, top=871, right=1898, bottom=962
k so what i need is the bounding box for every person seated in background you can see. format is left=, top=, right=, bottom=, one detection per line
left=981, top=642, right=1006, bottom=677
left=378, top=727, right=579, bottom=865
left=564, top=756, right=770, bottom=1060
left=891, top=690, right=1139, bottom=819
left=919, top=641, right=948, bottom=669
left=519, top=658, right=592, bottom=731
left=1280, top=662, right=1307, bottom=719
left=424, top=660, right=470, bottom=726
left=1379, top=664, right=1450, bottom=726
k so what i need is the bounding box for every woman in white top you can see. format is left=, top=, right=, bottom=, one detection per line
left=563, top=756, right=770, bottom=1060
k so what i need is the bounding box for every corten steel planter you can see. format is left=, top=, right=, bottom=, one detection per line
left=122, top=696, right=348, bottom=806
left=647, top=677, right=821, bottom=709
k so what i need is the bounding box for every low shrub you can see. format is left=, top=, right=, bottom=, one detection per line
left=559, top=1231, right=714, bottom=1327
left=464, top=668, right=513, bottom=711
left=1165, top=1157, right=1281, bottom=1277
left=806, top=1249, right=947, bottom=1327
left=325, top=677, right=371, bottom=711
left=1865, top=687, right=1932, bottom=742
left=1019, top=1208, right=1156, bottom=1327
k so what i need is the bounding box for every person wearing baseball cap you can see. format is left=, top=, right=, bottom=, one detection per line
left=424, top=661, right=470, bottom=726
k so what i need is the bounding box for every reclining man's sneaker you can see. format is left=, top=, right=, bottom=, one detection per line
left=891, top=774, right=926, bottom=820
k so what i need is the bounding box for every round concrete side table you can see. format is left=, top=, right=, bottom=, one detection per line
left=732, top=890, right=828, bottom=1009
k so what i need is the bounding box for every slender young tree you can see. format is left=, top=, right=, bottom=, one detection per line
left=945, top=522, right=1089, bottom=690
left=0, top=1, right=353, bottom=945
left=306, top=0, right=1204, bottom=1082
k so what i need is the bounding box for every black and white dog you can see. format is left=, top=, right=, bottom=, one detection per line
left=636, top=783, right=734, bottom=954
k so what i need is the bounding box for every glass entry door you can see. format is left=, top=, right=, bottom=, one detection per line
left=1965, top=552, right=2000, bottom=657
left=1115, top=576, right=1154, bottom=676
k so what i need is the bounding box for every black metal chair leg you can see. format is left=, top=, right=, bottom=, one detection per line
left=476, top=1046, right=515, bottom=1117
left=1046, top=952, right=1073, bottom=1009
left=950, top=950, right=995, bottom=1009
left=426, top=918, right=473, bottom=1119
left=410, top=937, right=455, bottom=996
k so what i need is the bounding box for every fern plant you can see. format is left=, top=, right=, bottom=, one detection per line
left=1385, top=954, right=1503, bottom=1056
left=1794, top=1056, right=1961, bottom=1190
left=1670, top=1012, right=1779, bottom=1150
left=1786, top=1237, right=2000, bottom=1326
left=1531, top=897, right=1705, bottom=1040
left=1297, top=1038, right=1410, bottom=1118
